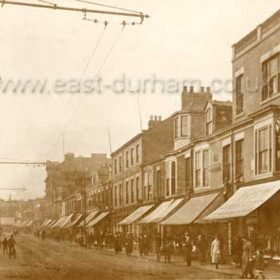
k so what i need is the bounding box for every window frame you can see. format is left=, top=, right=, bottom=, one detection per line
left=181, top=115, right=188, bottom=137
left=235, top=139, right=244, bottom=180
left=223, top=145, right=231, bottom=183
left=206, top=108, right=213, bottom=135
left=194, top=149, right=209, bottom=188
left=236, top=74, right=244, bottom=115
left=262, top=54, right=280, bottom=101
left=255, top=125, right=272, bottom=175
left=165, top=160, right=177, bottom=196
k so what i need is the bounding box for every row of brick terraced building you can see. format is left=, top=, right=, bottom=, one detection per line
left=43, top=10, right=280, bottom=260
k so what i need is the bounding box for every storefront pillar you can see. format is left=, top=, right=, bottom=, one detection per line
left=228, top=222, right=232, bottom=255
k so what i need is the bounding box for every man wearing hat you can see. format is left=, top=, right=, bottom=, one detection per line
left=182, top=232, right=193, bottom=266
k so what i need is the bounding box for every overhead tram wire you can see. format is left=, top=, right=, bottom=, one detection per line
left=81, top=22, right=107, bottom=79
left=42, top=24, right=108, bottom=160
left=0, top=1, right=149, bottom=19
left=45, top=24, right=126, bottom=157
left=35, top=0, right=56, bottom=6
left=72, top=0, right=141, bottom=14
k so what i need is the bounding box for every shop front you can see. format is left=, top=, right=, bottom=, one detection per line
left=161, top=191, right=225, bottom=260
left=118, top=204, right=154, bottom=237
left=204, top=181, right=280, bottom=262
left=138, top=198, right=184, bottom=250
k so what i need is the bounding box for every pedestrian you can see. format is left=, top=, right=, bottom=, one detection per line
left=182, top=232, right=193, bottom=266
left=138, top=233, right=144, bottom=256
left=241, top=236, right=254, bottom=279
left=254, top=249, right=265, bottom=279
left=2, top=237, right=8, bottom=254
left=232, top=236, right=243, bottom=268
left=125, top=233, right=133, bottom=256
left=155, top=233, right=162, bottom=262
left=143, top=233, right=149, bottom=256
left=8, top=235, right=16, bottom=259
left=197, top=234, right=206, bottom=263
left=163, top=238, right=174, bottom=263
left=211, top=235, right=221, bottom=269
left=114, top=233, right=119, bottom=254
left=41, top=230, right=46, bottom=241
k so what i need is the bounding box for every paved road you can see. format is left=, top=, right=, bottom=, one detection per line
left=0, top=233, right=237, bottom=280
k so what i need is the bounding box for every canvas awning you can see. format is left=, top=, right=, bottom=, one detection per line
left=78, top=211, right=99, bottom=227
left=118, top=205, right=154, bottom=226
left=86, top=212, right=109, bottom=228
left=21, top=220, right=30, bottom=227
left=204, top=181, right=280, bottom=220
left=43, top=219, right=54, bottom=228
left=25, top=220, right=33, bottom=227
left=15, top=220, right=22, bottom=227
left=161, top=193, right=220, bottom=225
left=46, top=220, right=57, bottom=229
left=41, top=219, right=49, bottom=228
left=66, top=214, right=84, bottom=228
left=51, top=216, right=67, bottom=229
left=138, top=198, right=183, bottom=224
left=60, top=214, right=74, bottom=228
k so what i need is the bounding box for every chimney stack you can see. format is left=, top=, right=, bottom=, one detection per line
left=148, top=115, right=162, bottom=129
left=201, top=86, right=205, bottom=92
left=206, top=87, right=211, bottom=93
left=190, top=86, right=194, bottom=93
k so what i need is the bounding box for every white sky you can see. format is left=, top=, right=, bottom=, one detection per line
left=0, top=0, right=279, bottom=200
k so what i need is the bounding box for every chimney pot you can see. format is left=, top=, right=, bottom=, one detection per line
left=154, top=116, right=158, bottom=121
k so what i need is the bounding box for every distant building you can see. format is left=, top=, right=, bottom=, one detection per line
left=45, top=153, right=110, bottom=219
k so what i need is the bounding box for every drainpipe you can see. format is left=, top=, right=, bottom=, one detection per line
left=228, top=128, right=234, bottom=256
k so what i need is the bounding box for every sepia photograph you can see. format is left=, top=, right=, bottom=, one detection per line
left=0, top=0, right=280, bottom=279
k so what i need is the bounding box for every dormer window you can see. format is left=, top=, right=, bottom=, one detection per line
left=206, top=108, right=212, bottom=135
left=174, top=115, right=188, bottom=139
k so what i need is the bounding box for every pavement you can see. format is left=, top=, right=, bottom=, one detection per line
left=76, top=243, right=280, bottom=280
left=0, top=233, right=279, bottom=279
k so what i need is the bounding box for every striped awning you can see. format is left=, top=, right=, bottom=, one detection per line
left=138, top=198, right=183, bottom=224
left=86, top=212, right=109, bottom=228
left=78, top=211, right=99, bottom=227
left=118, top=205, right=154, bottom=225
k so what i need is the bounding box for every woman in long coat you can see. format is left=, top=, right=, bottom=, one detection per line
left=211, top=235, right=221, bottom=269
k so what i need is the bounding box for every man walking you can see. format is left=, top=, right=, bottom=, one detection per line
left=182, top=232, right=193, bottom=266
left=8, top=235, right=16, bottom=259
left=2, top=237, right=8, bottom=255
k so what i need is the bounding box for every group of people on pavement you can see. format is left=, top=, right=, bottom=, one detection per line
left=2, top=234, right=16, bottom=259
left=232, top=236, right=265, bottom=279
left=35, top=227, right=266, bottom=279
